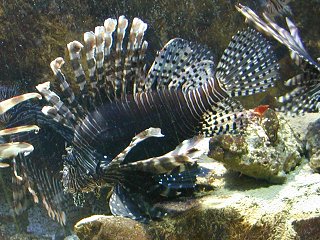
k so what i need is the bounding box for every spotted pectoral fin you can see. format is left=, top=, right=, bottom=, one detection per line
left=236, top=4, right=320, bottom=114
left=215, top=27, right=279, bottom=97
left=199, top=98, right=247, bottom=137
left=145, top=38, right=215, bottom=91
left=109, top=184, right=166, bottom=221
left=155, top=163, right=201, bottom=191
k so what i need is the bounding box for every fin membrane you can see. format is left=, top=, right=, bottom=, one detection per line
left=215, top=28, right=279, bottom=97
left=199, top=98, right=246, bottom=137
left=109, top=184, right=166, bottom=222
left=146, top=38, right=215, bottom=92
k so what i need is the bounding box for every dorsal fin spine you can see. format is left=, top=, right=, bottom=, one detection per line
left=122, top=18, right=141, bottom=96
left=36, top=82, right=76, bottom=127
left=50, top=57, right=76, bottom=106
left=95, top=26, right=106, bottom=84
left=83, top=31, right=97, bottom=97
left=114, top=16, right=128, bottom=97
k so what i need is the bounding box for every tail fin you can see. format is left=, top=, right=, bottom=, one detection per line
left=215, top=28, right=280, bottom=97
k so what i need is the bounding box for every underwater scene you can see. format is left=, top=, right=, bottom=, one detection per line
left=0, top=0, right=319, bottom=239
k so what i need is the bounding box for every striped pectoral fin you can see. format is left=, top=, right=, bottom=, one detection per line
left=36, top=168, right=68, bottom=225
left=11, top=158, right=39, bottom=216
left=120, top=135, right=205, bottom=174
left=12, top=175, right=30, bottom=215
left=20, top=155, right=69, bottom=225
left=215, top=27, right=280, bottom=97
left=109, top=128, right=164, bottom=167
left=199, top=98, right=247, bottom=137
left=120, top=155, right=194, bottom=175
left=0, top=93, right=42, bottom=115
left=109, top=184, right=166, bottom=221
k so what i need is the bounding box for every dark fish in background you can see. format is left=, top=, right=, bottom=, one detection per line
left=6, top=14, right=280, bottom=225
left=237, top=4, right=320, bottom=115
left=262, top=0, right=292, bottom=19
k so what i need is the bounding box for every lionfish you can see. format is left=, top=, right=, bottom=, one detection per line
left=237, top=4, right=320, bottom=114
left=3, top=15, right=280, bottom=225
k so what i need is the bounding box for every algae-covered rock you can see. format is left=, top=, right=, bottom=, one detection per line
left=208, top=109, right=303, bottom=183
left=305, top=117, right=320, bottom=172
left=74, top=215, right=151, bottom=240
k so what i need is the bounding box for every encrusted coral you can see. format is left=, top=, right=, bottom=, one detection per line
left=208, top=109, right=303, bottom=183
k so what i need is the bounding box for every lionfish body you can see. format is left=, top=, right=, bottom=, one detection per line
left=7, top=16, right=279, bottom=223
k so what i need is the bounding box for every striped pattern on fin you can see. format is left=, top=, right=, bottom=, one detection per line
left=215, top=28, right=279, bottom=97
left=146, top=38, right=215, bottom=91
left=109, top=184, right=166, bottom=221
left=39, top=16, right=149, bottom=127
left=12, top=172, right=31, bottom=215
left=11, top=155, right=67, bottom=225
left=199, top=98, right=246, bottom=137
left=36, top=82, right=76, bottom=128
left=62, top=147, right=101, bottom=194
left=236, top=4, right=320, bottom=71
left=50, top=58, right=77, bottom=110
left=0, top=86, right=19, bottom=123
left=277, top=70, right=320, bottom=114
left=236, top=4, right=320, bottom=114
left=119, top=136, right=204, bottom=174
left=104, top=127, right=164, bottom=169
left=0, top=93, right=42, bottom=115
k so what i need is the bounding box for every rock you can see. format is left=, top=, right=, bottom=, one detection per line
left=305, top=118, right=320, bottom=172
left=74, top=215, right=151, bottom=240
left=208, top=109, right=303, bottom=183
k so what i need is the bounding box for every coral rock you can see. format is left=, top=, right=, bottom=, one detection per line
left=208, top=110, right=303, bottom=183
